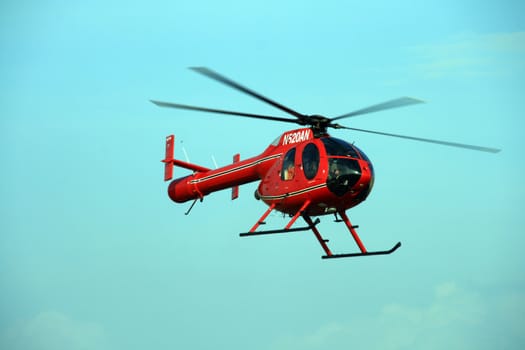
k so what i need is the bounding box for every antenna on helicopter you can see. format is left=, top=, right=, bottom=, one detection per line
left=211, top=155, right=218, bottom=169
left=180, top=141, right=191, bottom=163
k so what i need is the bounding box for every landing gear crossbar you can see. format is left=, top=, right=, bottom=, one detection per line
left=240, top=218, right=320, bottom=237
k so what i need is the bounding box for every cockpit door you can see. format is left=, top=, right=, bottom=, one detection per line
left=301, top=142, right=320, bottom=181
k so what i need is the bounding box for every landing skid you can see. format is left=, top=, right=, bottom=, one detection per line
left=322, top=242, right=401, bottom=259
left=241, top=202, right=401, bottom=259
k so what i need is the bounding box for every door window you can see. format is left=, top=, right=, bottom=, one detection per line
left=302, top=143, right=320, bottom=180
left=281, top=148, right=296, bottom=181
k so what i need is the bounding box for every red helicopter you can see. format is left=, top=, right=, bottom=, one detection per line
left=152, top=67, right=500, bottom=259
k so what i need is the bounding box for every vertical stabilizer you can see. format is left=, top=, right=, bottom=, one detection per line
left=162, top=135, right=175, bottom=181
left=231, top=153, right=240, bottom=200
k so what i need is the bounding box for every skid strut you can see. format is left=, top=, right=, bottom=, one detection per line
left=319, top=210, right=401, bottom=259
left=240, top=201, right=319, bottom=237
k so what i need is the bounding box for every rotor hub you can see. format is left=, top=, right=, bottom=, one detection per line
left=304, top=115, right=332, bottom=136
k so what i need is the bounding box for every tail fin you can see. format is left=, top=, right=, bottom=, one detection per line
left=162, top=135, right=175, bottom=181
left=161, top=135, right=211, bottom=181
left=231, top=153, right=240, bottom=200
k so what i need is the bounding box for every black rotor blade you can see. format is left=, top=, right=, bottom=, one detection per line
left=150, top=100, right=301, bottom=124
left=190, top=67, right=307, bottom=120
left=338, top=125, right=501, bottom=153
left=332, top=97, right=424, bottom=121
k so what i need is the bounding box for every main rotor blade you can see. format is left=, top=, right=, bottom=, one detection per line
left=339, top=126, right=501, bottom=153
left=150, top=100, right=301, bottom=124
left=190, top=67, right=306, bottom=120
left=332, top=97, right=424, bottom=121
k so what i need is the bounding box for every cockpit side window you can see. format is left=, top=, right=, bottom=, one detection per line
left=321, top=137, right=360, bottom=158
left=281, top=148, right=296, bottom=181
left=302, top=143, right=320, bottom=180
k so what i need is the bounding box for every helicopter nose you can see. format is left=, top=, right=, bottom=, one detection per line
left=326, top=159, right=362, bottom=196
left=354, top=162, right=374, bottom=202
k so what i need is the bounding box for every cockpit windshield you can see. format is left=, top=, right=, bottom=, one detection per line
left=321, top=137, right=360, bottom=158
left=353, top=144, right=371, bottom=163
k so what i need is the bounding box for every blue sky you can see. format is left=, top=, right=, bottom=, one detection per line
left=1, top=1, right=524, bottom=349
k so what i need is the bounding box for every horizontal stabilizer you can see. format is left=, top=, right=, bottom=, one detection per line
left=162, top=135, right=211, bottom=181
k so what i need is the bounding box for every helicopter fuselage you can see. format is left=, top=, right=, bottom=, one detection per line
left=166, top=128, right=374, bottom=216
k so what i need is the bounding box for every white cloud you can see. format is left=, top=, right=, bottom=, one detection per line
left=0, top=311, right=109, bottom=350
left=410, top=32, right=525, bottom=78
left=270, top=282, right=525, bottom=350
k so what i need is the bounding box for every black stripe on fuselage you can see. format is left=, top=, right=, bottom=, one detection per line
left=258, top=183, right=327, bottom=201
left=189, top=154, right=282, bottom=184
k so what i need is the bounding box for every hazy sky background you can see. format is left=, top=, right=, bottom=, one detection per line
left=1, top=1, right=524, bottom=349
